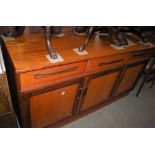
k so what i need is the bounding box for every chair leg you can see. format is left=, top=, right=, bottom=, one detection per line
left=150, top=74, right=155, bottom=88
left=136, top=75, right=148, bottom=97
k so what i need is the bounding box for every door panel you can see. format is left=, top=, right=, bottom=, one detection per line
left=30, top=83, right=79, bottom=127
left=81, top=70, right=120, bottom=111
left=114, top=63, right=145, bottom=96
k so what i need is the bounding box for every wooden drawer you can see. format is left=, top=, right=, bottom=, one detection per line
left=87, top=54, right=127, bottom=73
left=20, top=61, right=87, bottom=91
left=127, top=49, right=153, bottom=63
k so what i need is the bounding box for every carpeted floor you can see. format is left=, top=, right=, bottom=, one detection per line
left=64, top=80, right=155, bottom=128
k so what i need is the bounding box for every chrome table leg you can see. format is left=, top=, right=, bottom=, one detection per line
left=78, top=26, right=95, bottom=52
left=45, top=26, right=58, bottom=59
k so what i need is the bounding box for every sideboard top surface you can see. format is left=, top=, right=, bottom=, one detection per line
left=4, top=33, right=155, bottom=73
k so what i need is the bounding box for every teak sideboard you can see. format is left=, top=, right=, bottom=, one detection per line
left=2, top=33, right=155, bottom=128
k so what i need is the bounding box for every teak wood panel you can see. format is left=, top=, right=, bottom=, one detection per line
left=29, top=81, right=81, bottom=128
left=20, top=61, right=87, bottom=92
left=80, top=68, right=122, bottom=111
left=114, top=61, right=147, bottom=96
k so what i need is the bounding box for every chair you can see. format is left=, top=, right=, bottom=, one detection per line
left=136, top=55, right=155, bottom=97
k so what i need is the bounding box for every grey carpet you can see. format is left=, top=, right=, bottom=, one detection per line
left=64, top=80, right=155, bottom=128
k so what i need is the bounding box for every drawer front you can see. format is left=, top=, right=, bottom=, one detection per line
left=127, top=50, right=154, bottom=63
left=20, top=61, right=87, bottom=91
left=87, top=55, right=127, bottom=73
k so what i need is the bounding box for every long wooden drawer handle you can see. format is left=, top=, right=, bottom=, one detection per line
left=34, top=66, right=79, bottom=79
left=133, top=52, right=148, bottom=57
left=98, top=58, right=123, bottom=66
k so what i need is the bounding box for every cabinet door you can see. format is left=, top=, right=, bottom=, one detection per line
left=80, top=68, right=122, bottom=112
left=27, top=79, right=83, bottom=128
left=114, top=60, right=147, bottom=96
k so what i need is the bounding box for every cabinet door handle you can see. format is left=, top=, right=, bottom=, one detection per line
left=34, top=66, right=79, bottom=79
left=98, top=58, right=123, bottom=66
